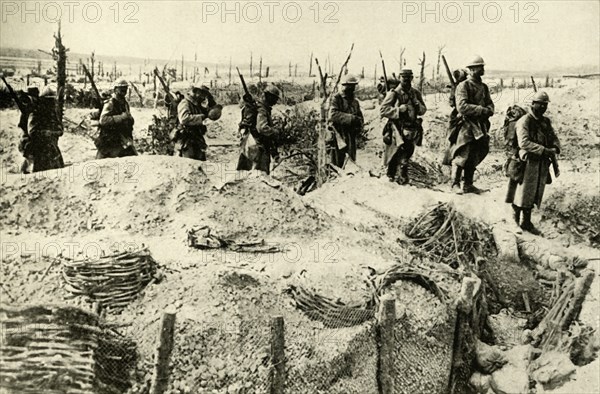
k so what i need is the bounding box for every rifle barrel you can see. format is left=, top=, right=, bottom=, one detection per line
left=442, top=55, right=456, bottom=87
left=0, top=76, right=26, bottom=113
left=379, top=50, right=389, bottom=92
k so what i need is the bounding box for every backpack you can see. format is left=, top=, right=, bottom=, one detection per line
left=239, top=96, right=258, bottom=132
left=502, top=105, right=527, bottom=151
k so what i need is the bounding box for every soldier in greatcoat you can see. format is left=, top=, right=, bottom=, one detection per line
left=448, top=56, right=494, bottom=194
left=505, top=91, right=560, bottom=235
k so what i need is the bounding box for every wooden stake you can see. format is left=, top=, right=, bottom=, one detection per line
left=270, top=316, right=285, bottom=394
left=150, top=312, right=176, bottom=394
left=378, top=296, right=396, bottom=394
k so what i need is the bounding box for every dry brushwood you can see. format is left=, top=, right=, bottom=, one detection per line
left=404, top=202, right=496, bottom=269
left=284, top=263, right=447, bottom=328
left=61, top=247, right=158, bottom=311
left=283, top=284, right=375, bottom=328
left=407, top=160, right=449, bottom=188
left=187, top=225, right=284, bottom=253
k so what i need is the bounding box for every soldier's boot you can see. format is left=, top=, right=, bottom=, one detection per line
left=398, top=165, right=410, bottom=185
left=520, top=208, right=542, bottom=235
left=511, top=204, right=521, bottom=225
left=451, top=165, right=463, bottom=194
left=462, top=167, right=484, bottom=194
left=511, top=204, right=523, bottom=234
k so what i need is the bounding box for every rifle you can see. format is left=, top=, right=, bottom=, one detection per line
left=81, top=64, right=102, bottom=107
left=531, top=76, right=537, bottom=92
left=530, top=75, right=559, bottom=176
left=442, top=55, right=456, bottom=88
left=1, top=75, right=26, bottom=113
left=236, top=67, right=254, bottom=103
left=128, top=81, right=144, bottom=107
left=379, top=50, right=389, bottom=91
left=154, top=67, right=174, bottom=101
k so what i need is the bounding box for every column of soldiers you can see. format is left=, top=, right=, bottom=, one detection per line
left=12, top=54, right=559, bottom=234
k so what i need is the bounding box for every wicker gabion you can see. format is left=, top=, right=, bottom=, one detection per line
left=61, top=247, right=158, bottom=311
left=0, top=304, right=99, bottom=394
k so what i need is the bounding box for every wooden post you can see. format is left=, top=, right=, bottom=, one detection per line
left=289, top=61, right=292, bottom=77
left=294, top=64, right=297, bottom=77
left=250, top=52, right=253, bottom=79
left=259, top=56, right=263, bottom=83
left=378, top=296, right=396, bottom=394
left=150, top=312, right=176, bottom=394
left=228, top=57, right=232, bottom=86
left=309, top=52, right=313, bottom=77
left=270, top=316, right=285, bottom=394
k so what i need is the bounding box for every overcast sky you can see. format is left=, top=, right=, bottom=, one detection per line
left=1, top=0, right=599, bottom=73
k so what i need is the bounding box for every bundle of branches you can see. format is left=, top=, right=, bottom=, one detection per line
left=367, top=263, right=449, bottom=304
left=531, top=270, right=595, bottom=352
left=61, top=247, right=158, bottom=311
left=283, top=284, right=375, bottom=328
left=187, top=225, right=284, bottom=253
left=284, top=264, right=448, bottom=328
left=136, top=115, right=174, bottom=155
left=407, top=159, right=450, bottom=188
left=0, top=304, right=99, bottom=393
left=404, top=202, right=496, bottom=269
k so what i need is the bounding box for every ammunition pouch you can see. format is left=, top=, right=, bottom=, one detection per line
left=504, top=155, right=525, bottom=183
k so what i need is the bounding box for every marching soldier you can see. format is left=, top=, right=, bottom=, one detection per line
left=380, top=68, right=426, bottom=184
left=17, top=86, right=39, bottom=173
left=505, top=91, right=560, bottom=235
left=96, top=79, right=137, bottom=159
left=329, top=74, right=364, bottom=167
left=173, top=86, right=219, bottom=161
left=448, top=55, right=494, bottom=194
left=237, top=84, right=282, bottom=174
left=26, top=86, right=64, bottom=172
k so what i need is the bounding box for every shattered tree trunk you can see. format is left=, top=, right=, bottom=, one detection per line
left=53, top=21, right=67, bottom=123
left=419, top=52, right=426, bottom=93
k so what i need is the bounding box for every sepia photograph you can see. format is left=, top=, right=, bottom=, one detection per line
left=0, top=0, right=599, bottom=393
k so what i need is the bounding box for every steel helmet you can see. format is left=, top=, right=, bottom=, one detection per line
left=39, top=86, right=56, bottom=98
left=264, top=84, right=281, bottom=99
left=208, top=104, right=223, bottom=121
left=399, top=68, right=414, bottom=77
left=466, top=55, right=485, bottom=68
left=532, top=91, right=550, bottom=103
left=342, top=74, right=359, bottom=85
left=113, top=79, right=129, bottom=88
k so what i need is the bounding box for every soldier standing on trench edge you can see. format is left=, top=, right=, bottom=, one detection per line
left=328, top=74, right=364, bottom=168
left=96, top=79, right=137, bottom=159
left=26, top=86, right=65, bottom=172
left=380, top=68, right=427, bottom=184
left=173, top=86, right=220, bottom=161
left=237, top=84, right=282, bottom=174
left=447, top=55, right=494, bottom=194
left=505, top=91, right=560, bottom=235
